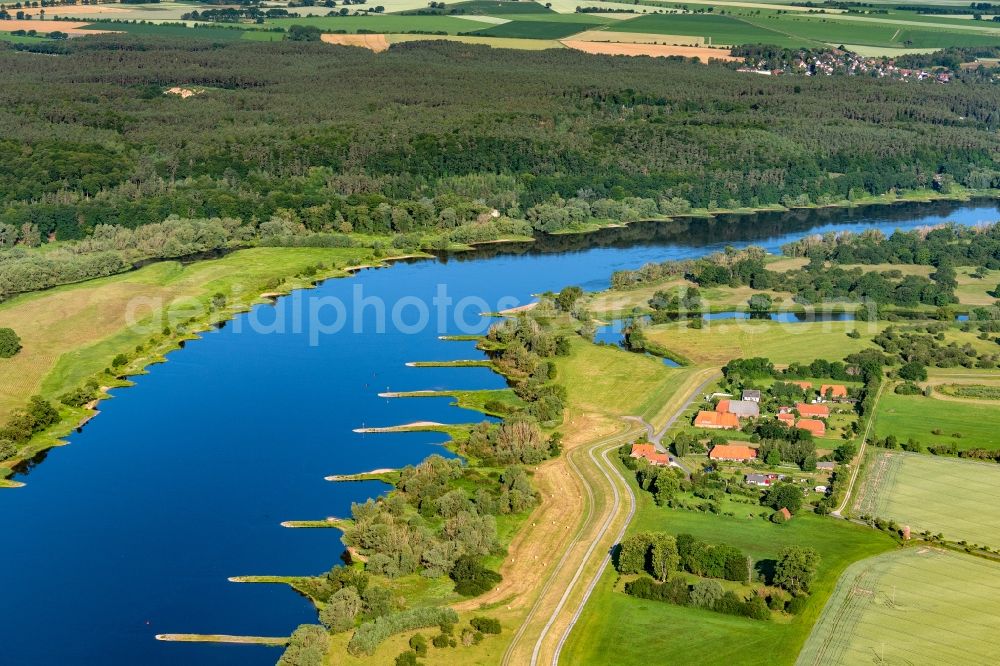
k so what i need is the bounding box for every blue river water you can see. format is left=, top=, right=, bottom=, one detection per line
left=1, top=201, right=997, bottom=665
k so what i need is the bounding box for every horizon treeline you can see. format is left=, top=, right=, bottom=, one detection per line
left=3, top=37, right=1000, bottom=246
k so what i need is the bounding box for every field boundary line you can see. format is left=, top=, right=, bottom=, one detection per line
left=834, top=379, right=886, bottom=516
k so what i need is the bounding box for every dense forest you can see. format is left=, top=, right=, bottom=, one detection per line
left=2, top=36, right=1000, bottom=255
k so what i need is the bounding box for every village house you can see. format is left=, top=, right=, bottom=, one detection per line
left=741, top=389, right=761, bottom=403
left=744, top=473, right=784, bottom=487
left=709, top=444, right=758, bottom=462
left=694, top=410, right=740, bottom=430
left=796, top=402, right=829, bottom=418
left=716, top=399, right=760, bottom=419
left=819, top=384, right=848, bottom=401
left=815, top=485, right=828, bottom=493
left=630, top=442, right=671, bottom=466
left=796, top=418, right=826, bottom=437
left=792, top=381, right=812, bottom=391
left=777, top=412, right=795, bottom=426
left=816, top=461, right=836, bottom=471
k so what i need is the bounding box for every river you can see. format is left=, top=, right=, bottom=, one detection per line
left=1, top=201, right=996, bottom=665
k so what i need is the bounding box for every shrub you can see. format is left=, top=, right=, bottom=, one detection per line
left=111, top=353, right=128, bottom=368
left=0, top=327, right=21, bottom=358
left=348, top=607, right=459, bottom=656
left=395, top=651, right=419, bottom=666
left=409, top=633, right=428, bottom=657
left=277, top=624, right=330, bottom=666
left=785, top=594, right=809, bottom=615
left=432, top=633, right=450, bottom=648
left=449, top=555, right=502, bottom=596
left=470, top=617, right=501, bottom=634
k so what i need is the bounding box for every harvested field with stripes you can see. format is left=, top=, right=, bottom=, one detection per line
left=320, top=33, right=390, bottom=52
left=561, top=41, right=738, bottom=61
left=797, top=547, right=1000, bottom=666
left=854, top=450, right=1000, bottom=549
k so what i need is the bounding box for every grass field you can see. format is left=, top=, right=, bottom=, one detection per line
left=797, top=547, right=1000, bottom=665
left=644, top=320, right=880, bottom=366
left=955, top=267, right=999, bottom=306
left=853, top=451, right=1000, bottom=548
left=561, top=491, right=896, bottom=665
left=0, top=247, right=373, bottom=423
left=872, top=390, right=1000, bottom=450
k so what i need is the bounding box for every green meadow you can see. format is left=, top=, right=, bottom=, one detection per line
left=873, top=391, right=1000, bottom=451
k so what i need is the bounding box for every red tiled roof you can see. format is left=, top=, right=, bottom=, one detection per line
left=796, top=402, right=829, bottom=418
left=695, top=411, right=740, bottom=429
left=820, top=384, right=848, bottom=398
left=778, top=507, right=792, bottom=520
left=796, top=418, right=826, bottom=436
left=709, top=444, right=758, bottom=461
left=631, top=443, right=671, bottom=466
left=792, top=381, right=812, bottom=390
left=715, top=399, right=731, bottom=413
left=777, top=413, right=795, bottom=425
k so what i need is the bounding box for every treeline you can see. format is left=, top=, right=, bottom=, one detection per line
left=615, top=531, right=821, bottom=619
left=2, top=37, right=1000, bottom=254
left=0, top=213, right=532, bottom=299
left=782, top=224, right=1000, bottom=269
left=485, top=315, right=570, bottom=424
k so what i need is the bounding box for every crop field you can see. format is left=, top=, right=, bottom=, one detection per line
left=563, top=40, right=739, bottom=60
left=872, top=391, right=1000, bottom=450
left=469, top=19, right=595, bottom=38
left=797, top=548, right=1000, bottom=666
left=266, top=15, right=489, bottom=34
left=387, top=33, right=564, bottom=48
left=853, top=451, right=1000, bottom=548
left=612, top=13, right=807, bottom=47
left=561, top=500, right=895, bottom=665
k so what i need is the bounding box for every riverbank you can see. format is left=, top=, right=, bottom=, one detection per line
left=0, top=247, right=424, bottom=486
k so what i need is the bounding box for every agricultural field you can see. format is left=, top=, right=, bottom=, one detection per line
left=561, top=498, right=896, bottom=665
left=797, top=548, right=1000, bottom=666
left=872, top=390, right=1000, bottom=451
left=853, top=451, right=1000, bottom=549
left=266, top=15, right=491, bottom=34
left=468, top=19, right=595, bottom=38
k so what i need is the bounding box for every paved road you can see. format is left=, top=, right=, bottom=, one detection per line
left=506, top=372, right=719, bottom=666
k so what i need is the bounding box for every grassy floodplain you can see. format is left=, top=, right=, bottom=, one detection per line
left=0, top=246, right=385, bottom=481
left=853, top=451, right=1000, bottom=549
left=561, top=485, right=896, bottom=665
left=797, top=547, right=1000, bottom=666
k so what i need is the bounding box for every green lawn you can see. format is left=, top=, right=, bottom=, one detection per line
left=853, top=451, right=1000, bottom=549
left=797, top=548, right=1000, bottom=665
left=873, top=391, right=1000, bottom=450
left=80, top=21, right=249, bottom=39
left=412, top=0, right=556, bottom=14
left=562, top=483, right=896, bottom=665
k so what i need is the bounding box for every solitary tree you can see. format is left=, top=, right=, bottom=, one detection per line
left=650, top=533, right=680, bottom=582
left=774, top=545, right=821, bottom=595
left=0, top=327, right=21, bottom=358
